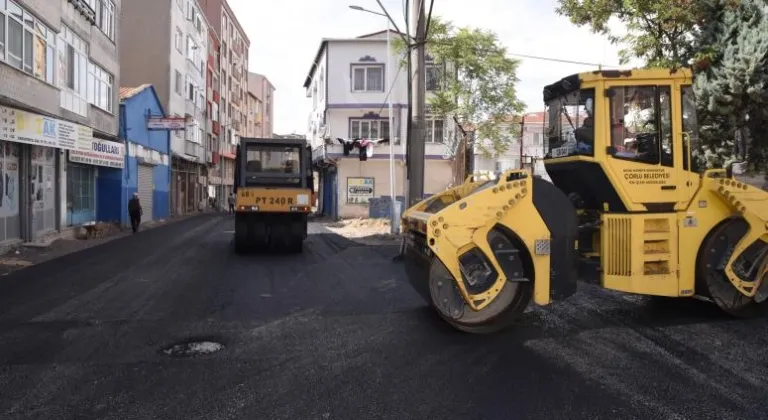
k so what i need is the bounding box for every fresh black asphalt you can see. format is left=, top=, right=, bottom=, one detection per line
left=0, top=213, right=766, bottom=419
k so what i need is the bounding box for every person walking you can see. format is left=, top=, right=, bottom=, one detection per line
left=128, top=192, right=143, bottom=233
left=228, top=192, right=236, bottom=214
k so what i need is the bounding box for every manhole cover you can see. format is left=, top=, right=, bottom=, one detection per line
left=161, top=340, right=224, bottom=357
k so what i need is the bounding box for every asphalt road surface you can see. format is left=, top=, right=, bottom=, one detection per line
left=0, top=213, right=767, bottom=420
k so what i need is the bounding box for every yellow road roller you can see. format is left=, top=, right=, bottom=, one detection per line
left=233, top=137, right=314, bottom=253
left=401, top=67, right=768, bottom=333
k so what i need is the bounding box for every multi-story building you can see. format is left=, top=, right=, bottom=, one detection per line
left=246, top=72, right=275, bottom=137
left=198, top=0, right=249, bottom=202
left=472, top=112, right=550, bottom=181
left=0, top=0, right=121, bottom=244
left=245, top=91, right=258, bottom=137
left=119, top=0, right=211, bottom=216
left=205, top=27, right=231, bottom=201
left=304, top=29, right=452, bottom=219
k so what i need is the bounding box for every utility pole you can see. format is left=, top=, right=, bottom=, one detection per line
left=406, top=0, right=426, bottom=206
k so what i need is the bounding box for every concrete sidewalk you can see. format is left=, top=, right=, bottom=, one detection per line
left=0, top=211, right=215, bottom=276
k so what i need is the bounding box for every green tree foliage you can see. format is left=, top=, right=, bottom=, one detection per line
left=693, top=0, right=768, bottom=170
left=392, top=16, right=525, bottom=158
left=555, top=0, right=705, bottom=66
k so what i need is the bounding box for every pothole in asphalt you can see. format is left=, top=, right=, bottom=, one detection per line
left=160, top=339, right=224, bottom=357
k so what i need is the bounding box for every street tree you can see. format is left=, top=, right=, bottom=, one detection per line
left=555, top=0, right=705, bottom=66
left=693, top=0, right=768, bottom=171
left=392, top=16, right=525, bottom=161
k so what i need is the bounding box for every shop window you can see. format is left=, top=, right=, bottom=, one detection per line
left=0, top=141, right=21, bottom=242
left=66, top=164, right=96, bottom=227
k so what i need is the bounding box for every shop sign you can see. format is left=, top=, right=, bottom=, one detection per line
left=347, top=177, right=375, bottom=204
left=69, top=137, right=125, bottom=168
left=147, top=116, right=187, bottom=131
left=0, top=105, right=89, bottom=150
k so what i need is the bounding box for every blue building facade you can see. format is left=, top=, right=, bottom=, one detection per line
left=100, top=85, right=170, bottom=226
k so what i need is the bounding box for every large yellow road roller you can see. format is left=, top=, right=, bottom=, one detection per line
left=233, top=137, right=314, bottom=253
left=401, top=68, right=768, bottom=333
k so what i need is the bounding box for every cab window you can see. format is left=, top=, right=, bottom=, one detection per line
left=545, top=88, right=595, bottom=158
left=681, top=86, right=703, bottom=172
left=608, top=85, right=673, bottom=167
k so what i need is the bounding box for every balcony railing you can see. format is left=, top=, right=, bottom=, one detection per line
left=184, top=140, right=204, bottom=160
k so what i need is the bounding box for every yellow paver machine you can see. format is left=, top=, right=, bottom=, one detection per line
left=401, top=68, right=768, bottom=333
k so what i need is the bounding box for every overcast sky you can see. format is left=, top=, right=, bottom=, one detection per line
left=228, top=0, right=639, bottom=135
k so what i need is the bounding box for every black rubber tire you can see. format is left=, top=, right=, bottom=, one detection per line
left=428, top=257, right=533, bottom=334
left=697, top=218, right=768, bottom=318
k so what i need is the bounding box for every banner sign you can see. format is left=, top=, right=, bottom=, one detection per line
left=69, top=138, right=125, bottom=168
left=0, top=105, right=88, bottom=150
left=347, top=177, right=374, bottom=204
left=147, top=116, right=187, bottom=130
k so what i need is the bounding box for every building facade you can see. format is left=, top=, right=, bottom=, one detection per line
left=115, top=85, right=170, bottom=225
left=119, top=0, right=211, bottom=216
left=198, top=0, right=249, bottom=205
left=246, top=72, right=275, bottom=137
left=304, top=30, right=453, bottom=219
left=0, top=0, right=121, bottom=244
left=472, top=112, right=550, bottom=181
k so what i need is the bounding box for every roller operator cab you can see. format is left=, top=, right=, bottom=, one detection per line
left=233, top=137, right=314, bottom=253
left=401, top=68, right=768, bottom=334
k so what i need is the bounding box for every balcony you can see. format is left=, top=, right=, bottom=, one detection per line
left=212, top=121, right=220, bottom=135
left=184, top=140, right=204, bottom=160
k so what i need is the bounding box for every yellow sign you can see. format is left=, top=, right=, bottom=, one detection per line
left=237, top=188, right=311, bottom=212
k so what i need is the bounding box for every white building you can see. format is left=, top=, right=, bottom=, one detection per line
left=304, top=30, right=453, bottom=219
left=472, top=112, right=550, bottom=181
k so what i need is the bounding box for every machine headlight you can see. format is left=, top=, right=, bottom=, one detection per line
left=458, top=247, right=498, bottom=294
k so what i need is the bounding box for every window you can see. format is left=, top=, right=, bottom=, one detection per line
left=85, top=0, right=98, bottom=12
left=545, top=88, right=595, bottom=158
left=59, top=26, right=89, bottom=117
left=66, top=163, right=96, bottom=227
left=245, top=144, right=300, bottom=175
left=681, top=85, right=702, bottom=172
left=174, top=27, right=183, bottom=53
left=87, top=61, right=113, bottom=112
left=95, top=0, right=115, bottom=41
left=2, top=1, right=55, bottom=84
left=426, top=63, right=440, bottom=91
left=175, top=70, right=182, bottom=95
left=425, top=117, right=444, bottom=143
left=186, top=36, right=196, bottom=60
left=351, top=64, right=384, bottom=92
left=608, top=85, right=672, bottom=166
left=350, top=119, right=389, bottom=139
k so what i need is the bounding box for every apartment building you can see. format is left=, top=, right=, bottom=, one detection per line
left=472, top=112, right=551, bottom=181
left=246, top=72, right=275, bottom=137
left=197, top=0, right=249, bottom=203
left=304, top=29, right=453, bottom=219
left=0, top=0, right=121, bottom=244
left=119, top=0, right=211, bottom=215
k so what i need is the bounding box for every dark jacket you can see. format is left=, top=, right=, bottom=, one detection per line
left=128, top=197, right=142, bottom=216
